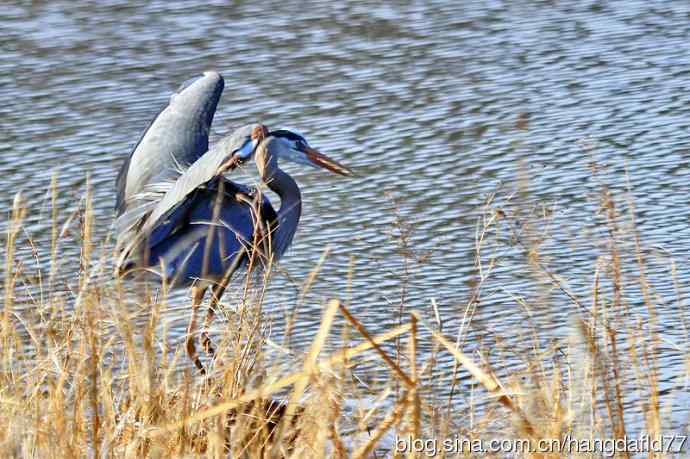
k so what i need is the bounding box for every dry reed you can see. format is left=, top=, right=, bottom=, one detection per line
left=0, top=166, right=687, bottom=458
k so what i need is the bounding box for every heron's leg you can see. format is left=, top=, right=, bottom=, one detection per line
left=186, top=285, right=207, bottom=373
left=201, top=282, right=227, bottom=358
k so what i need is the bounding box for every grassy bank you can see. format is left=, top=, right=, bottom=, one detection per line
left=0, top=173, right=687, bottom=458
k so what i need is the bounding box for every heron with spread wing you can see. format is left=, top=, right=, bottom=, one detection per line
left=114, top=72, right=353, bottom=372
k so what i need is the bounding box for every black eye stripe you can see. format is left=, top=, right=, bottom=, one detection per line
left=269, top=129, right=306, bottom=143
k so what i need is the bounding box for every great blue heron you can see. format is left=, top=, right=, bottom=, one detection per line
left=114, top=72, right=353, bottom=372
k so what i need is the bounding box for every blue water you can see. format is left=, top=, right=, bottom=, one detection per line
left=1, top=0, right=689, bottom=435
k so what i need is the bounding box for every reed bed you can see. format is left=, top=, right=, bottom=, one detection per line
left=0, top=170, right=687, bottom=458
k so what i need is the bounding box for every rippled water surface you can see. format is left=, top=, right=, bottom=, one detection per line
left=2, top=0, right=690, bottom=431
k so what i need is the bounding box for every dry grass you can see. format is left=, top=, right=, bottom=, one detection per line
left=0, top=169, right=688, bottom=458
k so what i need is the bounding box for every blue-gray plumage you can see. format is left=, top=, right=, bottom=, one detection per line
left=115, top=123, right=267, bottom=270
left=114, top=73, right=353, bottom=373
left=115, top=71, right=224, bottom=217
left=117, top=129, right=353, bottom=286
left=142, top=178, right=276, bottom=284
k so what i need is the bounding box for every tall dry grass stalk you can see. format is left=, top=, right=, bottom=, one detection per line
left=0, top=166, right=687, bottom=458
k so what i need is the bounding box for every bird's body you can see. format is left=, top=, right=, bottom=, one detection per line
left=115, top=123, right=269, bottom=278
left=115, top=72, right=352, bottom=372
left=139, top=178, right=278, bottom=286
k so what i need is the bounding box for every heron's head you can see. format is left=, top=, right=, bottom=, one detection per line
left=263, top=129, right=354, bottom=177
left=217, top=123, right=268, bottom=173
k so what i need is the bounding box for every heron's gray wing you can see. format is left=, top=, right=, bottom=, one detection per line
left=115, top=127, right=257, bottom=270
left=144, top=178, right=268, bottom=250
left=141, top=127, right=255, bottom=233
left=116, top=174, right=274, bottom=275
left=143, top=181, right=262, bottom=284
left=114, top=71, right=225, bottom=216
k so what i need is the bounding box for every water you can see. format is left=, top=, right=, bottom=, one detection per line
left=2, top=0, right=689, bottom=434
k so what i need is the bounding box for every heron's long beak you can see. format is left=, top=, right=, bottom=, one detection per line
left=301, top=146, right=353, bottom=176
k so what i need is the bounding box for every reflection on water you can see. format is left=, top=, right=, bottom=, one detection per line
left=2, top=0, right=690, bottom=429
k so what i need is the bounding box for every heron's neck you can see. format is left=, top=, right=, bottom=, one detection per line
left=264, top=165, right=301, bottom=255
